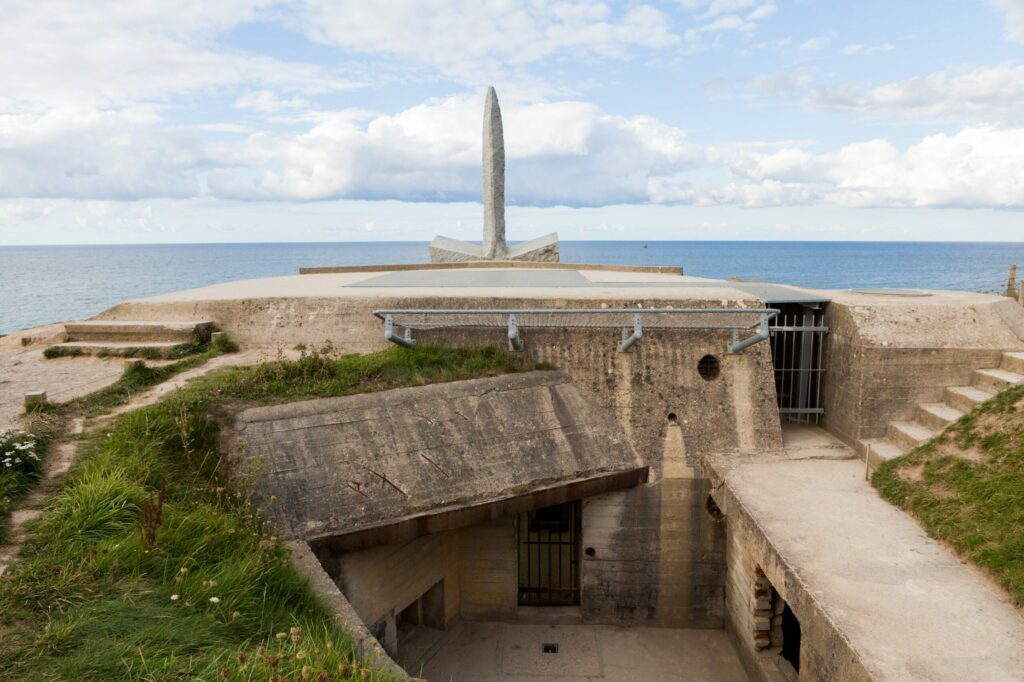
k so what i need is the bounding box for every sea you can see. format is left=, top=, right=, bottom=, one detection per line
left=2, top=241, right=1023, bottom=336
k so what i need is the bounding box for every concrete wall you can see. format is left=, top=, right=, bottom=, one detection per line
left=522, top=328, right=776, bottom=628
left=321, top=530, right=461, bottom=630
left=710, top=473, right=870, bottom=682
left=166, top=291, right=783, bottom=630
left=822, top=297, right=1024, bottom=445
left=457, top=516, right=518, bottom=621
left=322, top=517, right=518, bottom=629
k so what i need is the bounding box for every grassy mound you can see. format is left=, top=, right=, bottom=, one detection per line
left=873, top=381, right=1024, bottom=606
left=0, top=345, right=537, bottom=680
left=2, top=341, right=239, bottom=545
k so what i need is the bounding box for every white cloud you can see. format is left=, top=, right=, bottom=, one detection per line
left=715, top=126, right=1024, bottom=209
left=840, top=42, right=895, bottom=56
left=747, top=4, right=777, bottom=21
left=990, top=0, right=1024, bottom=42
left=296, top=1, right=678, bottom=87
left=808, top=63, right=1024, bottom=124
left=684, top=0, right=758, bottom=19
left=0, top=1, right=353, bottom=113
left=235, top=91, right=312, bottom=114
left=0, top=108, right=205, bottom=199
left=827, top=127, right=1024, bottom=208
left=207, top=94, right=705, bottom=206
left=800, top=36, right=831, bottom=51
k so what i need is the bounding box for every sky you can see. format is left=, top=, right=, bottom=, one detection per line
left=2, top=0, right=1024, bottom=244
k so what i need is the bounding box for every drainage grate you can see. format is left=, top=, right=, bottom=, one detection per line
left=542, top=643, right=559, bottom=654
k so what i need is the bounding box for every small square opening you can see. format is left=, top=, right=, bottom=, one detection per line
left=542, top=643, right=559, bottom=654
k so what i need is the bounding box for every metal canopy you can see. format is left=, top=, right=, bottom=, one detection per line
left=373, top=307, right=780, bottom=355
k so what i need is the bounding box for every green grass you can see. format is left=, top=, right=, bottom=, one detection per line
left=3, top=339, right=239, bottom=558
left=0, top=345, right=538, bottom=680
left=873, top=381, right=1024, bottom=606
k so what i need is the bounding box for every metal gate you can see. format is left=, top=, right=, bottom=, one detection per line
left=518, top=502, right=581, bottom=606
left=770, top=306, right=828, bottom=424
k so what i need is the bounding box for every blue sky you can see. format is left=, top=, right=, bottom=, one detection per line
left=2, top=0, right=1024, bottom=244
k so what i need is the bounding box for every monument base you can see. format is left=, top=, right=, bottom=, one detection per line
left=429, top=232, right=560, bottom=263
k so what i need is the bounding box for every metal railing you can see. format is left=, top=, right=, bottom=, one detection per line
left=373, top=307, right=780, bottom=354
left=770, top=308, right=828, bottom=424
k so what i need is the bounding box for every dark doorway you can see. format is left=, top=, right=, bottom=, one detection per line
left=517, top=501, right=581, bottom=606
left=780, top=602, right=801, bottom=672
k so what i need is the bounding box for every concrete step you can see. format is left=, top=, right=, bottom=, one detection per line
left=887, top=421, right=938, bottom=451
left=861, top=438, right=906, bottom=469
left=49, top=341, right=182, bottom=355
left=945, top=385, right=997, bottom=412
left=1001, top=351, right=1024, bottom=374
left=972, top=368, right=1024, bottom=392
left=916, top=403, right=964, bottom=431
left=63, top=320, right=213, bottom=343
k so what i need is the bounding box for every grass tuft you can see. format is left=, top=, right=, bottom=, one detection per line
left=1, top=344, right=537, bottom=679
left=873, top=380, right=1024, bottom=605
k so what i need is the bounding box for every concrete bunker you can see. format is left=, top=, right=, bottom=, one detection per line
left=229, top=370, right=654, bottom=670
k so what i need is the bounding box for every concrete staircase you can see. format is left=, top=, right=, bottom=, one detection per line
left=53, top=320, right=214, bottom=354
left=862, top=351, right=1024, bottom=470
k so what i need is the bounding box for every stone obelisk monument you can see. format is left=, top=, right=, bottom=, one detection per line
left=429, top=87, right=559, bottom=263
left=482, top=87, right=506, bottom=259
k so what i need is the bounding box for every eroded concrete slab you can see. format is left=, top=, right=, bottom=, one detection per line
left=717, top=454, right=1024, bottom=681
left=232, top=371, right=645, bottom=543
left=416, top=621, right=749, bottom=681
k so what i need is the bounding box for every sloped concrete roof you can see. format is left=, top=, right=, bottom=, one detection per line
left=232, top=371, right=645, bottom=544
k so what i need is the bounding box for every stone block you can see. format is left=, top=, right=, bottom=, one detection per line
left=24, top=390, right=47, bottom=408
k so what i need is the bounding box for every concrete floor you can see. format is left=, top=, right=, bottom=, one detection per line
left=723, top=451, right=1024, bottom=680
left=412, top=621, right=749, bottom=682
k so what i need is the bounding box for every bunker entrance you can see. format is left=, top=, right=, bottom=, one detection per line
left=769, top=303, right=828, bottom=425
left=517, top=501, right=581, bottom=606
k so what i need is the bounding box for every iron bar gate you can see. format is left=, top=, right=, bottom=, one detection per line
left=770, top=306, right=828, bottom=425
left=518, top=502, right=581, bottom=606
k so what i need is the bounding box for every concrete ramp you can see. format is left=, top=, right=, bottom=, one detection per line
left=232, top=371, right=645, bottom=546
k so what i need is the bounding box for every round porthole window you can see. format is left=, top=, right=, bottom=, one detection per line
left=698, top=354, right=720, bottom=381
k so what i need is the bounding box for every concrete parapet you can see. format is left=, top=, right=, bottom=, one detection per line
left=822, top=294, right=1024, bottom=446
left=705, top=453, right=1024, bottom=681
left=288, top=541, right=409, bottom=681
left=299, top=261, right=683, bottom=275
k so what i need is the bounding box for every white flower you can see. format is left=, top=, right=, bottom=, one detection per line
left=209, top=596, right=220, bottom=604
left=170, top=594, right=180, bottom=601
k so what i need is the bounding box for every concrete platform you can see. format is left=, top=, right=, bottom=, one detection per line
left=415, top=620, right=749, bottom=681
left=719, top=452, right=1024, bottom=681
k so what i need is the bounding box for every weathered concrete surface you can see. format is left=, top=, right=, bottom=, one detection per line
left=232, top=371, right=643, bottom=542
left=288, top=541, right=409, bottom=681
left=822, top=293, right=1024, bottom=446
left=431, top=232, right=561, bottom=263
left=506, top=232, right=560, bottom=262
left=98, top=266, right=782, bottom=629
left=299, top=262, right=682, bottom=275
left=417, top=620, right=749, bottom=681
left=0, top=345, right=125, bottom=427
left=707, top=450, right=1024, bottom=682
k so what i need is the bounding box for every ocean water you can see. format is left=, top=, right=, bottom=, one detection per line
left=2, top=241, right=1023, bottom=335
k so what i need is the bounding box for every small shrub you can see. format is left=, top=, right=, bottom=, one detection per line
left=211, top=333, right=239, bottom=354
left=43, top=346, right=84, bottom=359
left=0, top=428, right=42, bottom=480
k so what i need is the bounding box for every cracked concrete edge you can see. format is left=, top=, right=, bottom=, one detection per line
left=287, top=540, right=409, bottom=681
left=234, top=370, right=569, bottom=425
